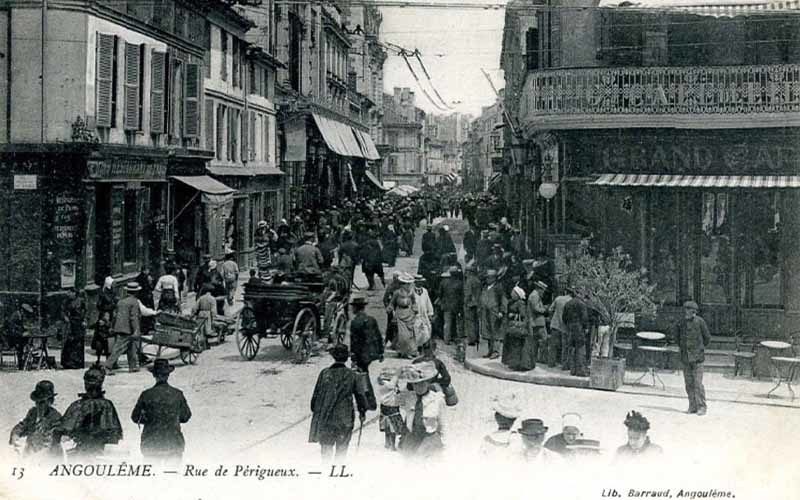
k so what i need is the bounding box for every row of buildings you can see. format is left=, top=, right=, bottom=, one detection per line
left=381, top=87, right=469, bottom=188
left=487, top=0, right=800, bottom=339
left=0, top=0, right=387, bottom=326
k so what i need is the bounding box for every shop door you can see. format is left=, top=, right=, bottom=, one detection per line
left=94, top=185, right=112, bottom=284
left=234, top=197, right=249, bottom=268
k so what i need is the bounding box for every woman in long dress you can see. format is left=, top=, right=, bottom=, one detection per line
left=502, top=286, right=536, bottom=371
left=413, top=276, right=434, bottom=350
left=389, top=274, right=418, bottom=358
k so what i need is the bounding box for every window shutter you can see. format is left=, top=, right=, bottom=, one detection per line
left=233, top=38, right=240, bottom=88
left=183, top=63, right=201, bottom=137
left=150, top=51, right=166, bottom=134
left=203, top=21, right=211, bottom=78
left=221, top=30, right=228, bottom=81
left=124, top=42, right=141, bottom=130
left=249, top=111, right=256, bottom=161
left=205, top=99, right=214, bottom=152
left=249, top=62, right=256, bottom=94
left=550, top=9, right=561, bottom=68
left=96, top=33, right=115, bottom=128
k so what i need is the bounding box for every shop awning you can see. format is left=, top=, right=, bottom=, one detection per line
left=207, top=165, right=283, bottom=176
left=592, top=174, right=800, bottom=188
left=364, top=170, right=388, bottom=191
left=312, top=113, right=364, bottom=158
left=598, top=0, right=800, bottom=17
left=354, top=129, right=381, bottom=160
left=171, top=175, right=235, bottom=205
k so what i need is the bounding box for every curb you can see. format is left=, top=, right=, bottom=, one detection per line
left=464, top=358, right=800, bottom=410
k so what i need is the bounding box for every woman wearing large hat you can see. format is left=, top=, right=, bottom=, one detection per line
left=9, top=380, right=64, bottom=459
left=397, top=361, right=446, bottom=459
left=388, top=273, right=419, bottom=358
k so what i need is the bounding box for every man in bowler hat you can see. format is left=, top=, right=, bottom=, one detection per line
left=349, top=297, right=384, bottom=410
left=131, top=359, right=192, bottom=464
left=105, top=282, right=143, bottom=374
left=672, top=301, right=711, bottom=416
left=10, top=380, right=63, bottom=459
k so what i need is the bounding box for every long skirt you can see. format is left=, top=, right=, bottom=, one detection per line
left=61, top=321, right=86, bottom=369
left=502, top=325, right=536, bottom=371
left=415, top=318, right=432, bottom=348
left=394, top=312, right=417, bottom=357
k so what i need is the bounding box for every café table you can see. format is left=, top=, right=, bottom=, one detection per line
left=766, top=355, right=800, bottom=401
left=631, top=331, right=668, bottom=390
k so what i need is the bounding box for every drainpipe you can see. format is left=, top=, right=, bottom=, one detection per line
left=41, top=0, right=47, bottom=142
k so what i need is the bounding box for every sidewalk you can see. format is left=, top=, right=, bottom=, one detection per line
left=465, top=353, right=800, bottom=409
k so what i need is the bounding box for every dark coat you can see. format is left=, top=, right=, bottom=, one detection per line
left=97, top=287, right=117, bottom=319
left=339, top=240, right=360, bottom=267
left=131, top=381, right=192, bottom=455
left=309, top=364, right=367, bottom=443
left=11, top=406, right=63, bottom=457
left=463, top=229, right=478, bottom=258
left=360, top=238, right=384, bottom=273
left=349, top=312, right=384, bottom=367
left=421, top=231, right=438, bottom=255
left=476, top=239, right=493, bottom=267
left=437, top=233, right=457, bottom=257
left=673, top=315, right=711, bottom=364
left=56, top=392, right=123, bottom=457
left=562, top=297, right=588, bottom=327
left=438, top=276, right=464, bottom=312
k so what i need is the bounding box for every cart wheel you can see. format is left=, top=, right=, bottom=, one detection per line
left=240, top=305, right=258, bottom=335
left=334, top=311, right=348, bottom=345
left=180, top=349, right=198, bottom=365
left=280, top=332, right=292, bottom=350
left=292, top=308, right=318, bottom=363
left=236, top=325, right=261, bottom=361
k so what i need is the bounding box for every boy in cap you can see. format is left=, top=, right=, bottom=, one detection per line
left=672, top=301, right=711, bottom=415
left=131, top=359, right=192, bottom=465
left=544, top=412, right=583, bottom=456
left=55, top=364, right=123, bottom=459
left=480, top=393, right=521, bottom=459
left=309, top=344, right=368, bottom=460
left=615, top=411, right=662, bottom=460
left=376, top=367, right=405, bottom=451
left=10, top=381, right=63, bottom=459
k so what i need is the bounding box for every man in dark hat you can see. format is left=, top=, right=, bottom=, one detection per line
left=438, top=266, right=464, bottom=345
left=131, top=359, right=192, bottom=465
left=294, top=232, right=324, bottom=275
left=309, top=343, right=368, bottom=460
left=480, top=269, right=507, bottom=359
left=349, top=297, right=383, bottom=411
left=105, top=282, right=143, bottom=374
left=421, top=224, right=438, bottom=256
left=517, top=418, right=561, bottom=463
left=672, top=300, right=711, bottom=416
left=10, top=380, right=63, bottom=458
left=55, top=364, right=123, bottom=459
left=462, top=222, right=478, bottom=263
left=527, top=281, right=549, bottom=366
left=220, top=251, right=240, bottom=308
left=615, top=411, right=662, bottom=460
left=360, top=229, right=385, bottom=290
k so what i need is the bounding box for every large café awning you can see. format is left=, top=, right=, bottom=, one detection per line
left=598, top=0, right=800, bottom=16
left=592, top=173, right=800, bottom=188
left=311, top=113, right=381, bottom=160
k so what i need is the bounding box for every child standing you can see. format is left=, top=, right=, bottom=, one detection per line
left=376, top=367, right=406, bottom=451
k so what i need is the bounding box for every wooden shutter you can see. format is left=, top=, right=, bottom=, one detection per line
left=249, top=111, right=256, bottom=161
left=205, top=99, right=214, bottom=151
left=96, top=33, right=115, bottom=128
left=150, top=51, right=166, bottom=134
left=184, top=63, right=201, bottom=137
left=221, top=30, right=228, bottom=81
left=123, top=42, right=141, bottom=130
left=550, top=9, right=561, bottom=68
left=233, top=37, right=240, bottom=88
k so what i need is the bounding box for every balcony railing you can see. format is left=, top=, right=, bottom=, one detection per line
left=520, top=64, right=800, bottom=128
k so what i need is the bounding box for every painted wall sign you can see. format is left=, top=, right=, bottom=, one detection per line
left=13, top=175, right=37, bottom=190
left=87, top=159, right=167, bottom=180
left=54, top=196, right=82, bottom=241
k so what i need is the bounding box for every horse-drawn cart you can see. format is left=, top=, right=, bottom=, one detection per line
left=236, top=271, right=350, bottom=362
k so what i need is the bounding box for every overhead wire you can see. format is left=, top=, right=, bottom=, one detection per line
left=412, top=49, right=455, bottom=109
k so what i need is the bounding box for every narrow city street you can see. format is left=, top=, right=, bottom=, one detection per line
left=1, top=224, right=798, bottom=499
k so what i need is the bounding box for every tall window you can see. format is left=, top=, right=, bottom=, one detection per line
left=216, top=104, right=226, bottom=161
left=525, top=28, right=539, bottom=71
left=736, top=192, right=782, bottom=307
left=220, top=29, right=228, bottom=81
left=289, top=13, right=302, bottom=92
left=700, top=192, right=733, bottom=305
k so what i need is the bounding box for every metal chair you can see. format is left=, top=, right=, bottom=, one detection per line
left=0, top=336, right=19, bottom=370
left=731, top=329, right=757, bottom=378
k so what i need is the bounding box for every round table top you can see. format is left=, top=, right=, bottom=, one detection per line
left=760, top=340, right=791, bottom=350
left=636, top=331, right=665, bottom=341
left=638, top=345, right=671, bottom=353
left=770, top=356, right=800, bottom=364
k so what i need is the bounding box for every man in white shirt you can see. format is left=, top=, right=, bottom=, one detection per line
left=155, top=266, right=181, bottom=312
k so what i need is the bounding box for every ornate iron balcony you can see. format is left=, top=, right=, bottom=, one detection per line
left=520, top=65, right=800, bottom=130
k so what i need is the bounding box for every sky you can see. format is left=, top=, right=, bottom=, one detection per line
left=378, top=3, right=507, bottom=118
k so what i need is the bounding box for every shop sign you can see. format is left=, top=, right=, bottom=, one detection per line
left=88, top=159, right=167, bottom=181
left=60, top=260, right=76, bottom=289
left=54, top=196, right=82, bottom=242
left=285, top=118, right=307, bottom=162
left=14, top=175, right=37, bottom=190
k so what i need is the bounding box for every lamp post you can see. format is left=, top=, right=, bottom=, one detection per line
left=538, top=143, right=559, bottom=254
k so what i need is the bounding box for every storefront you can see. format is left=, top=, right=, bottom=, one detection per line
left=282, top=107, right=381, bottom=211
left=550, top=128, right=800, bottom=338
left=206, top=165, right=284, bottom=269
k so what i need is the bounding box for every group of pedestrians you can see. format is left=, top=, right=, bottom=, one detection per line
left=9, top=360, right=191, bottom=465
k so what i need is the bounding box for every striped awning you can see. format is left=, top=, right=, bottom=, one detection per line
left=592, top=174, right=800, bottom=188
left=598, top=0, right=800, bottom=17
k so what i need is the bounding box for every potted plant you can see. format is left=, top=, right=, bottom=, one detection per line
left=562, top=246, right=658, bottom=391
